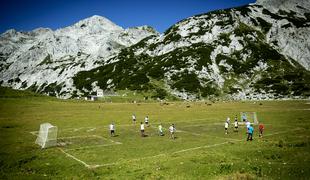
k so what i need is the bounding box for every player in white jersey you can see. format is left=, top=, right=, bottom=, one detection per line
left=109, top=123, right=115, bottom=137
left=140, top=122, right=145, bottom=137
left=169, top=124, right=176, bottom=139
left=225, top=121, right=229, bottom=134
left=246, top=120, right=251, bottom=134
left=144, top=116, right=149, bottom=126
left=132, top=114, right=136, bottom=124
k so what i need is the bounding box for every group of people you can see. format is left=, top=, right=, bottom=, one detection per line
left=134, top=114, right=176, bottom=139
left=110, top=113, right=265, bottom=142
left=224, top=116, right=239, bottom=134
left=224, top=115, right=265, bottom=141
left=158, top=123, right=177, bottom=139
left=109, top=114, right=177, bottom=139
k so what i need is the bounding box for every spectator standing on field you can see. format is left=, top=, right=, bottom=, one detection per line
left=259, top=123, right=265, bottom=137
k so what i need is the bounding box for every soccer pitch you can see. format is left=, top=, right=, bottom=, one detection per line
left=0, top=92, right=310, bottom=179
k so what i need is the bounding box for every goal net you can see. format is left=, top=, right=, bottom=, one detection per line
left=240, top=112, right=258, bottom=125
left=35, top=123, right=58, bottom=148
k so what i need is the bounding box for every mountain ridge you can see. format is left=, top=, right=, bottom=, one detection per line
left=0, top=15, right=159, bottom=98
left=1, top=1, right=309, bottom=100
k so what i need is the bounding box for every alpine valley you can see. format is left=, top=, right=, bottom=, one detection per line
left=1, top=0, right=310, bottom=100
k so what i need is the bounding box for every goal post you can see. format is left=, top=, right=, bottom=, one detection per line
left=35, top=123, right=58, bottom=148
left=240, top=112, right=258, bottom=125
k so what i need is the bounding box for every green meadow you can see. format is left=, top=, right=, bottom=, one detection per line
left=0, top=87, right=309, bottom=179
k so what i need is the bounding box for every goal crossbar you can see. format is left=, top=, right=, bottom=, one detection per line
left=240, top=112, right=258, bottom=125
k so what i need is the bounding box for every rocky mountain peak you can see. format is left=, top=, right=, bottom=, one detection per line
left=73, top=15, right=123, bottom=32
left=1, top=29, right=18, bottom=38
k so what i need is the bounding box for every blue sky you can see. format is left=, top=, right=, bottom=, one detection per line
left=0, top=0, right=255, bottom=33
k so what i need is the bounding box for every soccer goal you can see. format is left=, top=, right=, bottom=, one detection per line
left=240, top=112, right=258, bottom=125
left=35, top=123, right=58, bottom=148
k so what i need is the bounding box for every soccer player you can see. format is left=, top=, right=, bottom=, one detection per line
left=132, top=114, right=136, bottom=124
left=224, top=121, right=229, bottom=134
left=247, top=125, right=254, bottom=141
left=144, top=116, right=149, bottom=126
left=109, top=122, right=115, bottom=137
left=234, top=119, right=238, bottom=132
left=226, top=117, right=230, bottom=124
left=158, top=124, right=164, bottom=136
left=234, top=115, right=238, bottom=122
left=169, top=124, right=176, bottom=139
left=140, top=122, right=145, bottom=137
left=259, top=123, right=264, bottom=137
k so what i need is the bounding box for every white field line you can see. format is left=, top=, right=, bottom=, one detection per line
left=29, top=132, right=120, bottom=143
left=57, top=134, right=123, bottom=168
left=38, top=125, right=303, bottom=168
left=29, top=130, right=122, bottom=144
left=91, top=135, right=122, bottom=144
left=57, top=128, right=302, bottom=169
left=30, top=131, right=122, bottom=151
left=263, top=128, right=302, bottom=137
left=58, top=148, right=91, bottom=168
left=176, top=129, right=240, bottom=142
left=64, top=143, right=121, bottom=151
left=56, top=135, right=122, bottom=147
left=30, top=131, right=38, bottom=135
left=171, top=128, right=301, bottom=154
left=166, top=128, right=302, bottom=155
left=172, top=141, right=231, bottom=154
left=91, top=128, right=302, bottom=168
left=58, top=135, right=102, bottom=140
left=58, top=134, right=122, bottom=144
left=94, top=153, right=167, bottom=168
left=61, top=126, right=97, bottom=132
left=86, top=128, right=96, bottom=132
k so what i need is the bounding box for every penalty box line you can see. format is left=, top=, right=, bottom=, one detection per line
left=29, top=131, right=121, bottom=144
left=56, top=135, right=123, bottom=169
left=58, top=148, right=91, bottom=168
left=30, top=131, right=122, bottom=151
left=176, top=129, right=240, bottom=142
left=58, top=135, right=122, bottom=151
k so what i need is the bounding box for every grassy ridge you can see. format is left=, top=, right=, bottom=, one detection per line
left=0, top=87, right=309, bottom=179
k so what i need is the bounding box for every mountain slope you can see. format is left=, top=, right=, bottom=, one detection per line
left=0, top=15, right=159, bottom=98
left=73, top=1, right=310, bottom=100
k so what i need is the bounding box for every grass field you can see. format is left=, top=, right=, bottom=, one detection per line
left=0, top=88, right=310, bottom=179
